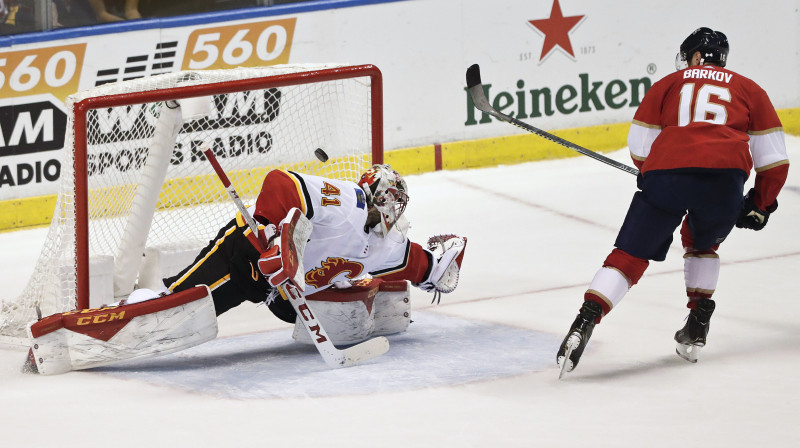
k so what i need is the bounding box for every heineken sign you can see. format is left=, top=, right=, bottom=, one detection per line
left=465, top=73, right=653, bottom=125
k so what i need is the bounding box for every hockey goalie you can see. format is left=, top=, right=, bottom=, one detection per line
left=25, top=164, right=467, bottom=375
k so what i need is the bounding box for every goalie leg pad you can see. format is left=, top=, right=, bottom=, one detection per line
left=372, top=280, right=411, bottom=336
left=26, top=286, right=217, bottom=375
left=292, top=281, right=377, bottom=346
left=292, top=279, right=410, bottom=345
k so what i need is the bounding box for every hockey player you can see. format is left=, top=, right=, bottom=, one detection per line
left=557, top=27, right=789, bottom=376
left=26, top=164, right=466, bottom=374
left=162, top=163, right=466, bottom=323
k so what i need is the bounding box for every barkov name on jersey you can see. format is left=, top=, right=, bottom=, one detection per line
left=464, top=73, right=654, bottom=125
left=682, top=68, right=734, bottom=83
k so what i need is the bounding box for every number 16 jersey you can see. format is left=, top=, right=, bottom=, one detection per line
left=626, top=64, right=788, bottom=206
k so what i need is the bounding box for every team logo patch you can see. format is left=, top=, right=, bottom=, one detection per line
left=355, top=188, right=366, bottom=209
left=305, top=257, right=364, bottom=288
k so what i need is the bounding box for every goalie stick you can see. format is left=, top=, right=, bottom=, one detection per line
left=203, top=146, right=264, bottom=249
left=465, top=64, right=640, bottom=177
left=203, top=148, right=390, bottom=368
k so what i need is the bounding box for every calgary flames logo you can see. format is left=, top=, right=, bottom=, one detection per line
left=359, top=168, right=378, bottom=191
left=305, top=257, right=365, bottom=288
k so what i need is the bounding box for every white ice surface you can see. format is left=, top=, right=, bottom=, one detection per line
left=1, top=136, right=799, bottom=447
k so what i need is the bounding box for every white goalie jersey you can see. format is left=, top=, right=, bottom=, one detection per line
left=253, top=170, right=415, bottom=295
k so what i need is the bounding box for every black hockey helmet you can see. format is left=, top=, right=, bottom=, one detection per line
left=675, top=27, right=729, bottom=69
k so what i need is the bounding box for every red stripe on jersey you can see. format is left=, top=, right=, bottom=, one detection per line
left=254, top=170, right=306, bottom=225
left=375, top=242, right=429, bottom=283
left=754, top=163, right=789, bottom=209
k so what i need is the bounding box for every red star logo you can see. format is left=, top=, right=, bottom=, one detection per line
left=528, top=0, right=585, bottom=61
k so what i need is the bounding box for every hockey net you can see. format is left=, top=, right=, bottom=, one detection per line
left=0, top=64, right=383, bottom=343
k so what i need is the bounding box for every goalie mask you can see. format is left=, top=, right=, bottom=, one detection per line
left=358, top=164, right=409, bottom=235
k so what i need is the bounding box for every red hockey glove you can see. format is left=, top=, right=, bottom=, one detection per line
left=256, top=245, right=282, bottom=280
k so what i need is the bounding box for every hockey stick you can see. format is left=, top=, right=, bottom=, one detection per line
left=203, top=148, right=390, bottom=368
left=203, top=147, right=265, bottom=250
left=465, top=64, right=639, bottom=176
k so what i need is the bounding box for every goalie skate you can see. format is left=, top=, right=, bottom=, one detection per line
left=21, top=347, right=38, bottom=374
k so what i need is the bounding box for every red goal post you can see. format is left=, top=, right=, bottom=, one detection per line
left=0, top=64, right=383, bottom=343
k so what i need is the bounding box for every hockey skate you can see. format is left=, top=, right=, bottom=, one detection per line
left=557, top=300, right=603, bottom=378
left=674, top=298, right=715, bottom=363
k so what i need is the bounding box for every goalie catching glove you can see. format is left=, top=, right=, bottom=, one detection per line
left=415, top=235, right=467, bottom=303
left=736, top=188, right=778, bottom=231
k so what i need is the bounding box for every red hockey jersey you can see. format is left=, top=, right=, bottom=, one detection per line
left=627, top=65, right=788, bottom=208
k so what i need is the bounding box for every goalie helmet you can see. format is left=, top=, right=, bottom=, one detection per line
left=675, top=27, right=729, bottom=70
left=358, top=164, right=409, bottom=235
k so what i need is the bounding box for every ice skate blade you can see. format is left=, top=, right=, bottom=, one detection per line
left=675, top=343, right=701, bottom=363
left=557, top=356, right=574, bottom=379
left=557, top=333, right=581, bottom=379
